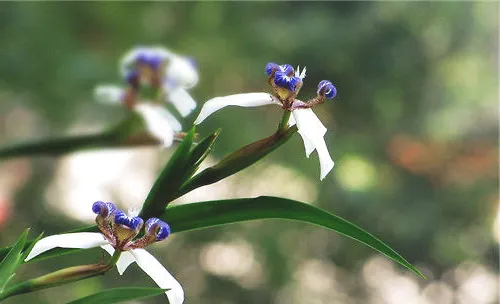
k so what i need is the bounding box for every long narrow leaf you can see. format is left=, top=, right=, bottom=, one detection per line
left=160, top=196, right=424, bottom=278
left=139, top=127, right=196, bottom=218
left=0, top=113, right=154, bottom=160
left=0, top=229, right=30, bottom=293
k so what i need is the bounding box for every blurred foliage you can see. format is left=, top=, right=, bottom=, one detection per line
left=0, top=2, right=497, bottom=303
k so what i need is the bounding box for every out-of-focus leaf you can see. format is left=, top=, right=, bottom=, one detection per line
left=161, top=196, right=424, bottom=278
left=139, top=127, right=196, bottom=218
left=0, top=113, right=154, bottom=160
left=0, top=197, right=423, bottom=278
left=0, top=229, right=42, bottom=293
left=66, top=287, right=167, bottom=304
left=177, top=127, right=297, bottom=198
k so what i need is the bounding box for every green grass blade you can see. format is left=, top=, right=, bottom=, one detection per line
left=139, top=127, right=196, bottom=218
left=0, top=229, right=30, bottom=293
left=66, top=287, right=167, bottom=304
left=161, top=196, right=424, bottom=278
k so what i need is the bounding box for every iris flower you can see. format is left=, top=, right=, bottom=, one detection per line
left=25, top=201, right=184, bottom=304
left=94, top=46, right=199, bottom=146
left=194, top=62, right=337, bottom=180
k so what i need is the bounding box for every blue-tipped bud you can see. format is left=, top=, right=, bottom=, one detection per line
left=279, top=64, right=294, bottom=75
left=92, top=201, right=116, bottom=217
left=274, top=72, right=302, bottom=92
left=265, top=62, right=279, bottom=76
left=135, top=50, right=163, bottom=70
left=114, top=210, right=144, bottom=231
left=317, top=80, right=337, bottom=99
left=145, top=218, right=171, bottom=241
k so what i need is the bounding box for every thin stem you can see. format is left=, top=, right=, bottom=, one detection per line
left=107, top=250, right=122, bottom=267
left=278, top=111, right=291, bottom=131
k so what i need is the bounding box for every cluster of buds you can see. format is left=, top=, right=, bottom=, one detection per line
left=265, top=62, right=336, bottom=109
left=92, top=201, right=170, bottom=251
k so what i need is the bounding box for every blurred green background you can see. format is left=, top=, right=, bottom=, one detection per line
left=0, top=2, right=498, bottom=303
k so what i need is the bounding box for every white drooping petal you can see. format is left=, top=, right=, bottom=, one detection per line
left=131, top=249, right=184, bottom=304
left=134, top=103, right=177, bottom=147
left=25, top=232, right=107, bottom=262
left=298, top=130, right=316, bottom=157
left=292, top=109, right=334, bottom=180
left=166, top=87, right=197, bottom=118
left=101, top=245, right=136, bottom=275
left=287, top=114, right=314, bottom=156
left=166, top=56, right=199, bottom=89
left=194, top=93, right=279, bottom=125
left=94, top=85, right=124, bottom=104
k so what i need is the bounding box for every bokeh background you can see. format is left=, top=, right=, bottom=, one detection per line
left=0, top=2, right=498, bottom=304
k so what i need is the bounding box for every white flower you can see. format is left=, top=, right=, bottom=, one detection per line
left=94, top=85, right=182, bottom=147
left=194, top=63, right=337, bottom=180
left=25, top=202, right=184, bottom=304
left=120, top=46, right=199, bottom=118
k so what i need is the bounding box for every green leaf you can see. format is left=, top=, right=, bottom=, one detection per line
left=139, top=127, right=196, bottom=218
left=0, top=229, right=43, bottom=293
left=66, top=287, right=167, bottom=304
left=0, top=113, right=153, bottom=160
left=177, top=127, right=297, bottom=198
left=160, top=196, right=424, bottom=278
left=0, top=197, right=423, bottom=278
left=185, top=129, right=221, bottom=178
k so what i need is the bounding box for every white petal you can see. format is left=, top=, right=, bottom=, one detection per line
left=131, top=249, right=184, bottom=304
left=194, top=93, right=279, bottom=125
left=134, top=103, right=176, bottom=147
left=166, top=56, right=199, bottom=89
left=101, top=245, right=137, bottom=275
left=297, top=130, right=316, bottom=157
left=166, top=87, right=197, bottom=118
left=300, top=66, right=307, bottom=79
left=153, top=107, right=182, bottom=132
left=292, top=109, right=334, bottom=180
left=94, top=85, right=124, bottom=104
left=25, top=232, right=107, bottom=262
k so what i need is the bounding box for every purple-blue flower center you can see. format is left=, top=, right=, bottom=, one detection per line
left=114, top=210, right=144, bottom=231
left=274, top=72, right=301, bottom=92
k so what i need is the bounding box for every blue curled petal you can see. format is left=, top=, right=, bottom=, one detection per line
left=317, top=80, right=337, bottom=99
left=114, top=210, right=144, bottom=230
left=114, top=209, right=129, bottom=226
left=279, top=64, right=294, bottom=75
left=92, top=201, right=116, bottom=216
left=145, top=218, right=171, bottom=241
left=147, top=56, right=163, bottom=70
left=274, top=72, right=301, bottom=92
left=265, top=62, right=279, bottom=76
left=129, top=217, right=144, bottom=231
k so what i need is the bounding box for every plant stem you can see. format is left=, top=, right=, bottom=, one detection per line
left=278, top=111, right=291, bottom=131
